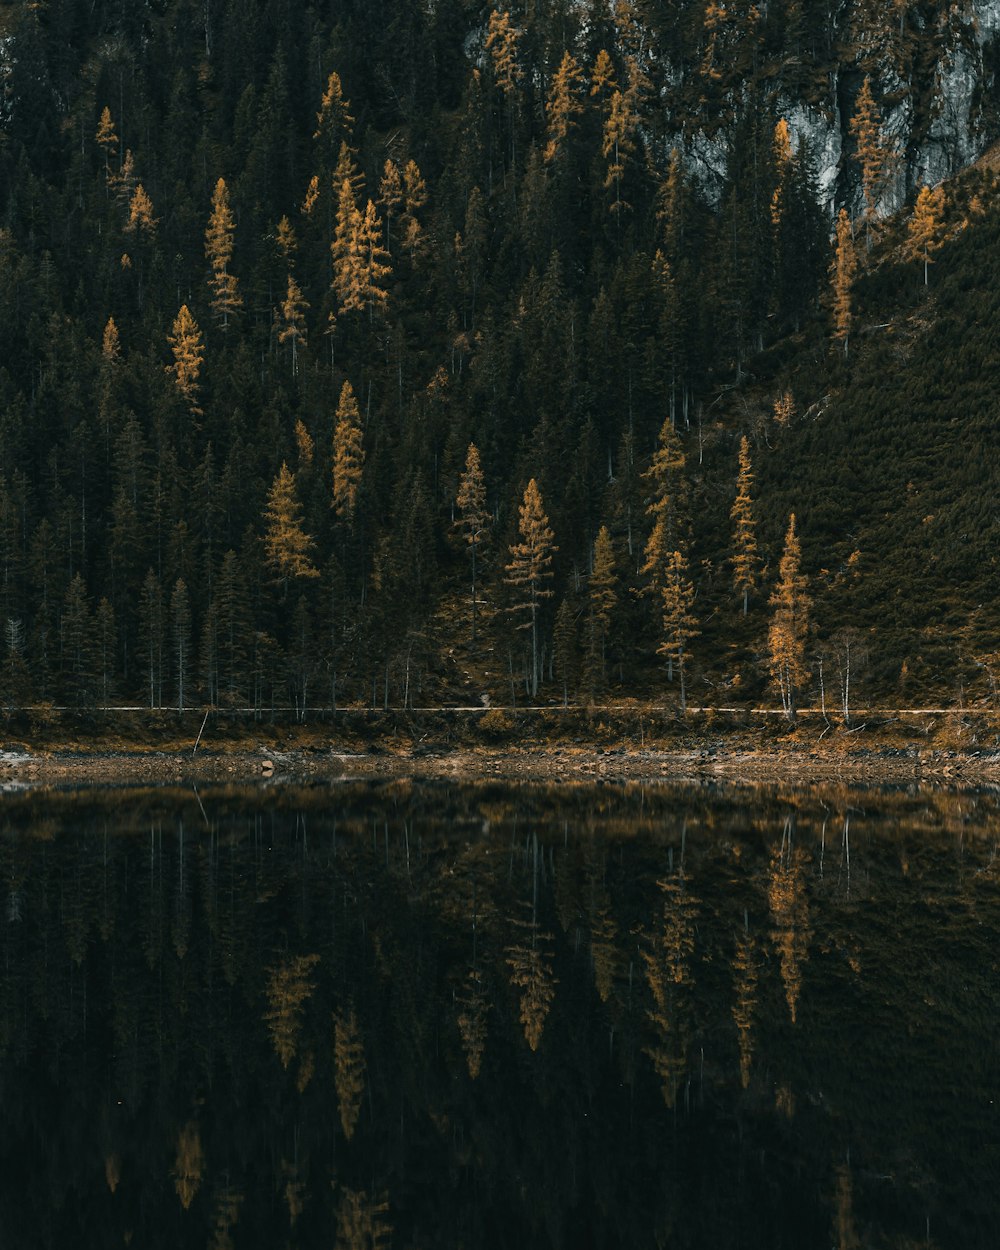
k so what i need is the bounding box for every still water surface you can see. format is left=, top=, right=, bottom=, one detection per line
left=0, top=778, right=996, bottom=1248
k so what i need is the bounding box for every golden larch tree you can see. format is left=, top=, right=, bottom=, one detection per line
left=544, top=50, right=586, bottom=163
left=125, top=184, right=157, bottom=237
left=332, top=380, right=364, bottom=522
left=904, top=182, right=946, bottom=285
left=505, top=478, right=557, bottom=698
left=455, top=442, right=489, bottom=641
left=658, top=549, right=698, bottom=713
left=95, top=105, right=118, bottom=178
left=278, top=274, right=309, bottom=375
left=602, top=88, right=635, bottom=216
left=768, top=513, right=811, bottom=720
left=590, top=48, right=617, bottom=99
left=205, top=177, right=242, bottom=327
left=831, top=208, right=856, bottom=356
left=166, top=305, right=204, bottom=412
left=730, top=435, right=759, bottom=615
left=263, top=464, right=319, bottom=590
left=485, top=9, right=522, bottom=95
left=849, top=75, right=889, bottom=234
left=102, top=315, right=121, bottom=362
left=401, top=159, right=428, bottom=260
left=770, top=117, right=793, bottom=227
left=355, top=198, right=391, bottom=316
left=313, top=71, right=355, bottom=170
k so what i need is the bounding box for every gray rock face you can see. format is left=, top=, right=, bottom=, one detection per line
left=680, top=0, right=1000, bottom=215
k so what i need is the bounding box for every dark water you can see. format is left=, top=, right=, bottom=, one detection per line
left=0, top=779, right=996, bottom=1249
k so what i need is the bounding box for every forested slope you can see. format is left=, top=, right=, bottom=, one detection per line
left=1, top=0, right=999, bottom=715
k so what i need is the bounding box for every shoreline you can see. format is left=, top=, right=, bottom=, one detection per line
left=2, top=742, right=998, bottom=788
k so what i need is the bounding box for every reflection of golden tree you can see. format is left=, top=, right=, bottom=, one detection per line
left=505, top=932, right=557, bottom=1051
left=585, top=848, right=620, bottom=1003
left=281, top=1160, right=306, bottom=1227
left=334, top=1006, right=366, bottom=1140
left=731, top=934, right=759, bottom=1088
left=456, top=967, right=490, bottom=1079
left=767, top=837, right=812, bottom=1024
left=297, top=1046, right=315, bottom=1093
left=209, top=1186, right=243, bottom=1250
left=834, top=1163, right=859, bottom=1250
left=172, top=1121, right=204, bottom=1209
left=642, top=878, right=698, bottom=1107
left=264, top=954, right=320, bottom=1068
left=334, top=1186, right=392, bottom=1250
left=104, top=1153, right=120, bottom=1193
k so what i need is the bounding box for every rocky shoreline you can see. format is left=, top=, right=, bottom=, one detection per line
left=1, top=741, right=998, bottom=788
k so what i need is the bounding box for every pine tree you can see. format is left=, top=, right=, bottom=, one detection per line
left=768, top=513, right=811, bottom=720
left=544, top=51, right=586, bottom=164
left=166, top=305, right=204, bottom=411
left=171, top=577, right=191, bottom=711
left=456, top=443, right=489, bottom=642
left=61, top=573, right=94, bottom=708
left=553, top=595, right=579, bottom=707
left=831, top=209, right=856, bottom=356
left=904, top=183, right=946, bottom=285
left=587, top=525, right=617, bottom=691
left=205, top=177, right=242, bottom=328
left=658, top=550, right=698, bottom=712
left=400, top=160, right=428, bottom=262
left=264, top=464, right=319, bottom=591
left=94, top=597, right=116, bottom=706
left=332, top=381, right=364, bottom=523
left=139, top=568, right=164, bottom=708
left=505, top=479, right=557, bottom=698
left=730, top=436, right=759, bottom=615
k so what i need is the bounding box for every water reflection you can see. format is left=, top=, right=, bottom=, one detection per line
left=0, top=779, right=996, bottom=1248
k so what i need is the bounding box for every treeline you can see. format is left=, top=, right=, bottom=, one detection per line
left=0, top=0, right=998, bottom=713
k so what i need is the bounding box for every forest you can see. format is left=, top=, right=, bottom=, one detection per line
left=2, top=0, right=1000, bottom=717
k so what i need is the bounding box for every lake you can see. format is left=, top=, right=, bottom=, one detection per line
left=0, top=778, right=995, bottom=1248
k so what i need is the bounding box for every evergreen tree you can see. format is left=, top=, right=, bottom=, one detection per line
left=138, top=569, right=164, bottom=708
left=171, top=578, right=191, bottom=711
left=768, top=513, right=811, bottom=720
left=505, top=479, right=557, bottom=699
left=278, top=275, right=309, bottom=374
left=455, top=443, right=490, bottom=642
left=587, top=525, right=617, bottom=692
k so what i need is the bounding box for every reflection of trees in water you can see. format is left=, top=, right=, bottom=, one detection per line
left=0, top=784, right=994, bottom=1248
left=456, top=967, right=490, bottom=1078
left=334, top=1006, right=366, bottom=1140
left=768, top=819, right=812, bottom=1024
left=209, top=1185, right=243, bottom=1250
left=731, top=931, right=759, bottom=1089
left=505, top=832, right=558, bottom=1051
left=334, top=1187, right=391, bottom=1250
left=642, top=876, right=698, bottom=1108
left=265, top=953, right=320, bottom=1068
left=173, top=1120, right=204, bottom=1209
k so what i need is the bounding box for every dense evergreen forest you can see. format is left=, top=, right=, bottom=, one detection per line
left=3, top=0, right=1000, bottom=716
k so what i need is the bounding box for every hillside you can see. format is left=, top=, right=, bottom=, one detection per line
left=1, top=0, right=999, bottom=719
